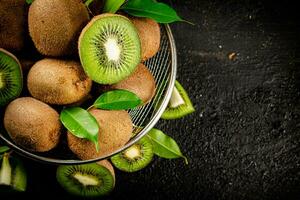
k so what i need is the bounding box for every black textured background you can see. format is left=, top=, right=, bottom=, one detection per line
left=3, top=0, right=300, bottom=199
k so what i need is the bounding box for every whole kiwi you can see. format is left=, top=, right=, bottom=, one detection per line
left=68, top=109, right=133, bottom=160
left=101, top=63, right=156, bottom=104
left=0, top=0, right=27, bottom=51
left=28, top=0, right=89, bottom=56
left=4, top=97, right=61, bottom=152
left=27, top=58, right=92, bottom=105
left=131, top=17, right=161, bottom=61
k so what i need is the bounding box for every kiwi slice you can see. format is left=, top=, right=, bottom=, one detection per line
left=111, top=137, right=153, bottom=172
left=0, top=49, right=23, bottom=106
left=78, top=14, right=141, bottom=84
left=56, top=160, right=115, bottom=197
left=0, top=153, right=27, bottom=192
left=161, top=80, right=195, bottom=119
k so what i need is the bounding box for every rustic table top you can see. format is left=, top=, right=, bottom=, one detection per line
left=3, top=0, right=299, bottom=199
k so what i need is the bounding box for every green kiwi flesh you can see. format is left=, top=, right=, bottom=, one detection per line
left=110, top=136, right=153, bottom=172
left=56, top=160, right=115, bottom=197
left=0, top=49, right=23, bottom=106
left=161, top=80, right=195, bottom=119
left=79, top=14, right=141, bottom=84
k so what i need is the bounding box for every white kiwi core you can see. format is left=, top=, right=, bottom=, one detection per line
left=124, top=145, right=141, bottom=160
left=169, top=87, right=185, bottom=108
left=104, top=38, right=121, bottom=62
left=73, top=172, right=99, bottom=187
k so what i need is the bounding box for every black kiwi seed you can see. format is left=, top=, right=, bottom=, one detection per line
left=0, top=48, right=23, bottom=106
left=110, top=136, right=154, bottom=172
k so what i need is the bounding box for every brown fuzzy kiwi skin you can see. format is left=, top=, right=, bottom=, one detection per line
left=0, top=0, right=27, bottom=51
left=97, top=160, right=115, bottom=183
left=102, top=63, right=156, bottom=104
left=68, top=109, right=133, bottom=160
left=131, top=17, right=161, bottom=61
left=4, top=97, right=61, bottom=152
left=28, top=0, right=89, bottom=56
left=27, top=58, right=92, bottom=105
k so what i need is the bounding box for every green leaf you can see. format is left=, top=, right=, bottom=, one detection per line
left=0, top=146, right=10, bottom=154
left=26, top=0, right=33, bottom=4
left=147, top=128, right=188, bottom=164
left=60, top=107, right=99, bottom=151
left=122, top=0, right=183, bottom=23
left=93, top=89, right=142, bottom=110
left=103, top=0, right=125, bottom=13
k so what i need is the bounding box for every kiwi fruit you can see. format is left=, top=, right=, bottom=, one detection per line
left=78, top=14, right=141, bottom=84
left=0, top=0, right=26, bottom=51
left=101, top=63, right=156, bottom=104
left=131, top=17, right=161, bottom=61
left=111, top=136, right=153, bottom=172
left=161, top=80, right=195, bottom=119
left=56, top=160, right=115, bottom=197
left=0, top=153, right=27, bottom=192
left=0, top=48, right=23, bottom=106
left=27, top=58, right=92, bottom=105
left=68, top=109, right=133, bottom=160
left=28, top=0, right=89, bottom=56
left=4, top=97, right=61, bottom=152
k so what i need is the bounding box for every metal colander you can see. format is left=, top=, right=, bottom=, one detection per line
left=0, top=24, right=177, bottom=164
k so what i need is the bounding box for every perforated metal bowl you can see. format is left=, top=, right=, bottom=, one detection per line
left=0, top=24, right=177, bottom=164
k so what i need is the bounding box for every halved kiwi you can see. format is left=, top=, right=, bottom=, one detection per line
left=56, top=160, right=115, bottom=197
left=0, top=49, right=23, bottom=106
left=78, top=14, right=141, bottom=84
left=161, top=80, right=195, bottom=119
left=110, top=136, right=153, bottom=172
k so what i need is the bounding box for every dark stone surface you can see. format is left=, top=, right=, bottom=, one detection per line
left=2, top=0, right=300, bottom=199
